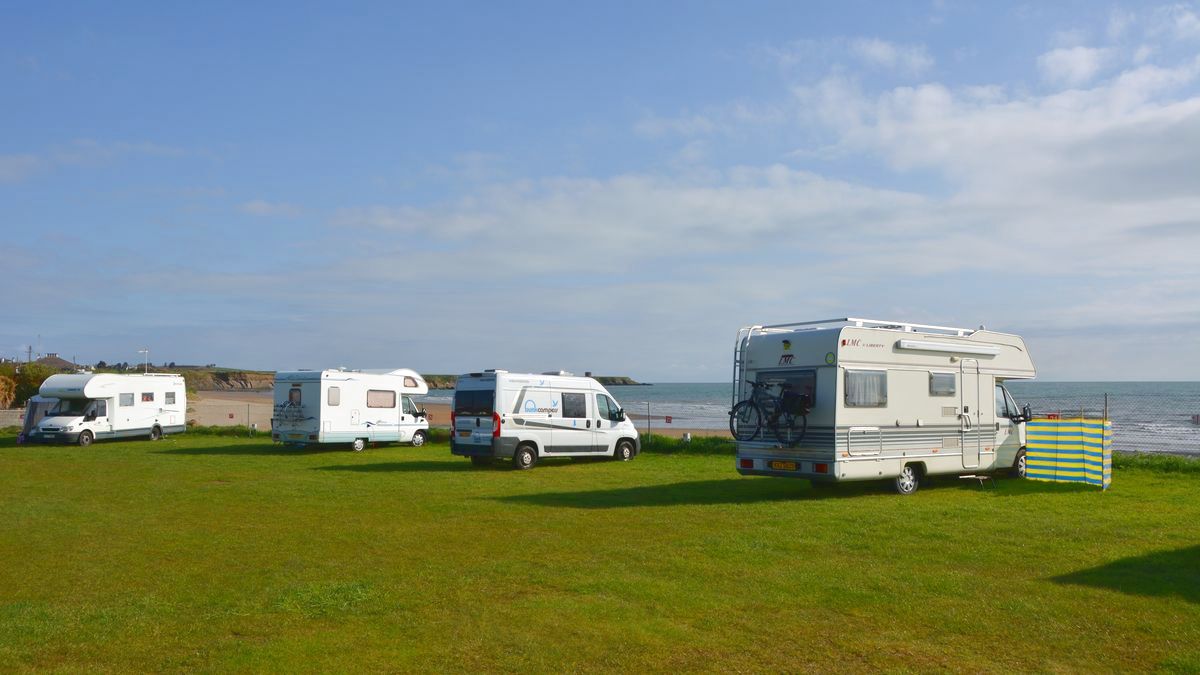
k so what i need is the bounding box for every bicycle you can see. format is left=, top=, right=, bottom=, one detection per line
left=729, top=380, right=812, bottom=445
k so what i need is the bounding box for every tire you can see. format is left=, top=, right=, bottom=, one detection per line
left=729, top=401, right=763, bottom=441
left=352, top=438, right=366, bottom=452
left=78, top=430, right=94, bottom=447
left=470, top=456, right=494, bottom=467
left=149, top=425, right=162, bottom=441
left=1013, top=449, right=1027, bottom=478
left=513, top=444, right=538, bottom=470
left=614, top=440, right=635, bottom=462
left=895, top=464, right=920, bottom=495
left=411, top=430, right=427, bottom=447
left=771, top=414, right=808, bottom=447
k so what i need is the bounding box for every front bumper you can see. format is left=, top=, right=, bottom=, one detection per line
left=25, top=431, right=82, bottom=444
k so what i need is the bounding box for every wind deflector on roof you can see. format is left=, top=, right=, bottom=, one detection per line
left=896, top=339, right=1001, bottom=356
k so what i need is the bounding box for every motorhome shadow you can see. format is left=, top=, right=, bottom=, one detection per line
left=731, top=318, right=1036, bottom=495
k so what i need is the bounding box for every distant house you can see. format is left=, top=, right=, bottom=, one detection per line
left=35, top=353, right=77, bottom=372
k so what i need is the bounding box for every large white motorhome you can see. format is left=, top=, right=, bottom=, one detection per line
left=450, top=370, right=641, bottom=469
left=25, top=373, right=187, bottom=446
left=732, top=318, right=1036, bottom=494
left=272, top=368, right=430, bottom=451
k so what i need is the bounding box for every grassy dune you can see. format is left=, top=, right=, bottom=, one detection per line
left=1, top=434, right=1198, bottom=671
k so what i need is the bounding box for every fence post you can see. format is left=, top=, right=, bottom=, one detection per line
left=646, top=401, right=651, bottom=441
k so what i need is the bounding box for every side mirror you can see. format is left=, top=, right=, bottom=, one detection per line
left=84, top=413, right=96, bottom=421
left=1021, top=404, right=1032, bottom=423
left=615, top=408, right=626, bottom=422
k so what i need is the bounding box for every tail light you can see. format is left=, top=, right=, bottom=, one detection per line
left=450, top=411, right=456, bottom=427
left=492, top=412, right=502, bottom=437
left=814, top=463, right=828, bottom=474
left=739, top=458, right=753, bottom=469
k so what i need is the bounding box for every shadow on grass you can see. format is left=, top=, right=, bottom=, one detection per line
left=1051, top=545, right=1200, bottom=604
left=492, top=477, right=887, bottom=508
left=315, top=461, right=472, bottom=473
left=929, top=475, right=1097, bottom=496
left=155, top=443, right=340, bottom=456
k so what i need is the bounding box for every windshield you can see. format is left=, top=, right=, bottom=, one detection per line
left=47, top=399, right=92, bottom=417
left=454, top=389, right=494, bottom=416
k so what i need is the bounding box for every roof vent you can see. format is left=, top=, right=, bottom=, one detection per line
left=541, top=370, right=574, bottom=376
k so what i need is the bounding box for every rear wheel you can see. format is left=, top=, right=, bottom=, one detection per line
left=1013, top=449, right=1027, bottom=478
left=895, top=464, right=920, bottom=495
left=615, top=440, right=635, bottom=461
left=470, top=456, right=494, bottom=467
left=78, top=430, right=94, bottom=447
left=411, top=430, right=427, bottom=447
left=149, top=425, right=162, bottom=441
left=352, top=438, right=366, bottom=452
left=729, top=401, right=763, bottom=441
left=513, top=444, right=538, bottom=470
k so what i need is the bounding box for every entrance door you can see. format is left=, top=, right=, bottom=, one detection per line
left=594, top=393, right=619, bottom=453
left=551, top=390, right=593, bottom=453
left=960, top=359, right=981, bottom=469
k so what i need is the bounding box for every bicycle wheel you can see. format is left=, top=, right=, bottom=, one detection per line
left=772, top=413, right=809, bottom=447
left=729, top=400, right=763, bottom=441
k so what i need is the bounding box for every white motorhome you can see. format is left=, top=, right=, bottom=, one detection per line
left=450, top=370, right=641, bottom=469
left=732, top=318, right=1035, bottom=494
left=272, top=368, right=430, bottom=451
left=25, top=373, right=187, bottom=446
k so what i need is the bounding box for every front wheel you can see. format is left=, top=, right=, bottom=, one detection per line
left=895, top=464, right=920, bottom=495
left=1012, top=449, right=1027, bottom=478
left=614, top=440, right=635, bottom=462
left=729, top=401, right=763, bottom=441
left=78, top=430, right=94, bottom=447
left=411, top=430, right=427, bottom=447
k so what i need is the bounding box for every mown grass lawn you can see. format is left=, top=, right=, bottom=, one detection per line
left=1, top=434, right=1198, bottom=672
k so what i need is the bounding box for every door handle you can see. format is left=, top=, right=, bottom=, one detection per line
left=596, top=420, right=602, bottom=428
left=586, top=420, right=591, bottom=428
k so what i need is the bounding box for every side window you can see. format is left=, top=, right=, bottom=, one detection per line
left=141, top=392, right=154, bottom=403
left=561, top=392, right=587, bottom=418
left=995, top=385, right=1010, bottom=418
left=595, top=394, right=611, bottom=421
left=96, top=400, right=107, bottom=417
left=367, top=389, right=396, bottom=408
left=403, top=376, right=418, bottom=388
left=165, top=392, right=176, bottom=405
left=403, top=396, right=418, bottom=414
left=929, top=372, right=956, bottom=397
left=757, top=369, right=817, bottom=412
left=845, top=370, right=887, bottom=407
left=288, top=387, right=302, bottom=405
left=1004, top=388, right=1021, bottom=417
left=328, top=386, right=340, bottom=406
left=120, top=393, right=134, bottom=407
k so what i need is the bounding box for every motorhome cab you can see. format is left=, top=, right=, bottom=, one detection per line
left=732, top=318, right=1036, bottom=494
left=272, top=368, right=430, bottom=451
left=450, top=370, right=641, bottom=469
left=25, top=373, right=187, bottom=446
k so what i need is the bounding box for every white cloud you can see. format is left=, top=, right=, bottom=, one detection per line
left=1037, top=46, right=1110, bottom=87
left=0, top=154, right=44, bottom=182
left=849, top=38, right=934, bottom=73
left=240, top=200, right=303, bottom=217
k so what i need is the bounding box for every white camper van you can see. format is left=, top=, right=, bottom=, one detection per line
left=25, top=373, right=187, bottom=446
left=731, top=318, right=1036, bottom=494
left=272, top=368, right=430, bottom=451
left=450, top=370, right=641, bottom=469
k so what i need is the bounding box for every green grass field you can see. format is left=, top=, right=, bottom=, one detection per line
left=1, top=434, right=1198, bottom=672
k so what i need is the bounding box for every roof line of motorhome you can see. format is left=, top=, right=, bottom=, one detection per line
left=755, top=317, right=977, bottom=337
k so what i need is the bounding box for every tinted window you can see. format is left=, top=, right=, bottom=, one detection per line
left=930, top=372, right=956, bottom=397
left=454, top=389, right=494, bottom=416
left=757, top=369, right=817, bottom=414
left=120, top=393, right=134, bottom=407
left=165, top=392, right=176, bottom=405
left=595, top=394, right=612, bottom=420
left=995, top=385, right=1010, bottom=418
left=288, top=388, right=302, bottom=405
left=561, top=392, right=587, bottom=418
left=845, top=370, right=887, bottom=407
left=95, top=400, right=107, bottom=417
left=328, top=386, right=340, bottom=406
left=367, top=390, right=396, bottom=408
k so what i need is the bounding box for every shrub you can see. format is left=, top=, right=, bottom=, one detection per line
left=0, top=375, right=15, bottom=409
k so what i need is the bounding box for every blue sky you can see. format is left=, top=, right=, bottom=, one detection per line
left=3, top=1, right=1199, bottom=380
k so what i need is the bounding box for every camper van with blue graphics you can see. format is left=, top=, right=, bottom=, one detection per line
left=731, top=318, right=1036, bottom=494
left=450, top=370, right=640, bottom=469
left=272, top=368, right=429, bottom=451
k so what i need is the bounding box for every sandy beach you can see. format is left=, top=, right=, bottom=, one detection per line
left=189, top=390, right=729, bottom=439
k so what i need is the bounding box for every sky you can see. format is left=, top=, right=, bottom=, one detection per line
left=2, top=1, right=1199, bottom=381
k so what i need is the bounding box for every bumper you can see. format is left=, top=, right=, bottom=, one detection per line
left=26, top=431, right=82, bottom=444
left=451, top=436, right=519, bottom=459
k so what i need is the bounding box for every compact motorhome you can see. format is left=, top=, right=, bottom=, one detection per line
left=450, top=370, right=641, bottom=469
left=272, top=368, right=430, bottom=451
left=732, top=318, right=1036, bottom=494
left=25, top=373, right=187, bottom=446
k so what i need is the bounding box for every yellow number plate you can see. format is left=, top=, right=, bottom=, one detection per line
left=458, top=430, right=471, bottom=437
left=769, top=460, right=797, bottom=471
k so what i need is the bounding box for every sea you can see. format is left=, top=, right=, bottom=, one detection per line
left=421, top=381, right=1200, bottom=456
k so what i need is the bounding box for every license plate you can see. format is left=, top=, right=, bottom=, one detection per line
left=458, top=430, right=471, bottom=438
left=287, top=433, right=305, bottom=440
left=769, top=460, right=798, bottom=471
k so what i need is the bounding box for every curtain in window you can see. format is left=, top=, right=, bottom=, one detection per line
left=846, top=371, right=886, bottom=406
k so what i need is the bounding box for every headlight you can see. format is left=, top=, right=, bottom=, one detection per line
left=64, top=425, right=74, bottom=431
